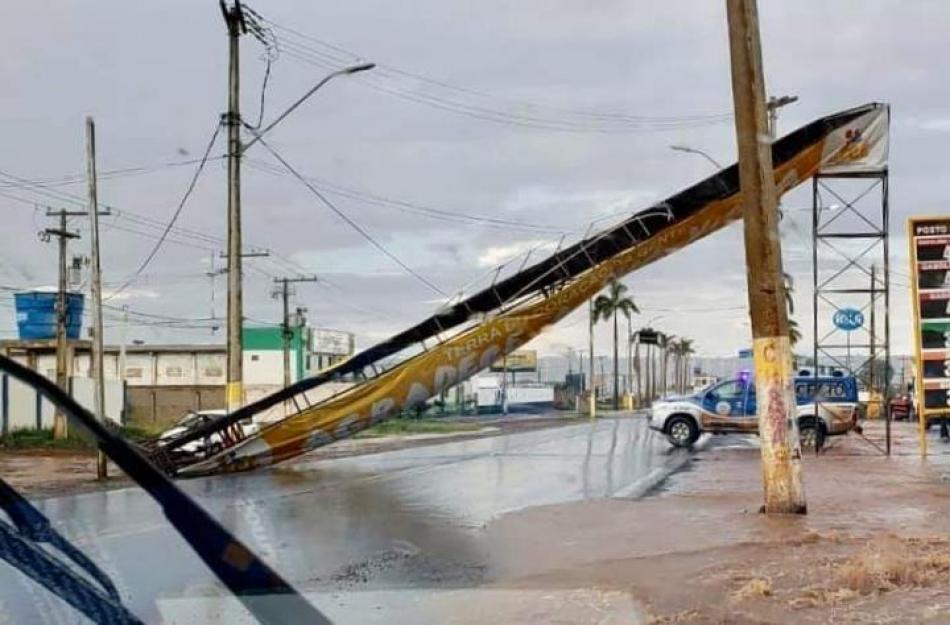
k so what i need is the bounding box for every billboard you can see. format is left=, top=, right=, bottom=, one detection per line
left=637, top=329, right=660, bottom=345
left=908, top=217, right=950, bottom=435
left=818, top=105, right=889, bottom=175
left=312, top=328, right=354, bottom=356
left=490, top=349, right=537, bottom=372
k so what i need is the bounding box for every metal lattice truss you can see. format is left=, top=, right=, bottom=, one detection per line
left=811, top=170, right=890, bottom=395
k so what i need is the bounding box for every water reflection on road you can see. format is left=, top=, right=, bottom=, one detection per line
left=0, top=415, right=688, bottom=624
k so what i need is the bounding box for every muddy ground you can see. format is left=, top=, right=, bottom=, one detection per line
left=0, top=414, right=584, bottom=499
left=8, top=415, right=950, bottom=623
left=484, top=420, right=950, bottom=624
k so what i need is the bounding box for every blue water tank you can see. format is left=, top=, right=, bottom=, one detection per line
left=14, top=292, right=84, bottom=340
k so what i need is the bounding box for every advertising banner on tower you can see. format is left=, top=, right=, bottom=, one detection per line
left=908, top=217, right=950, bottom=436
left=818, top=105, right=889, bottom=175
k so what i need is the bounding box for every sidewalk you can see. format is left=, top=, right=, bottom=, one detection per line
left=483, top=420, right=950, bottom=624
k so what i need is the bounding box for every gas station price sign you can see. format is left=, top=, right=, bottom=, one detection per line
left=909, top=217, right=950, bottom=419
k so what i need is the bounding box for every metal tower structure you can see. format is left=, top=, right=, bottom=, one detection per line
left=811, top=168, right=891, bottom=452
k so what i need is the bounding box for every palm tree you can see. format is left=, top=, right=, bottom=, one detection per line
left=633, top=338, right=642, bottom=406
left=592, top=279, right=639, bottom=409
left=784, top=273, right=801, bottom=347
left=788, top=319, right=802, bottom=346
left=678, top=338, right=695, bottom=392
left=667, top=339, right=682, bottom=394
left=658, top=333, right=676, bottom=398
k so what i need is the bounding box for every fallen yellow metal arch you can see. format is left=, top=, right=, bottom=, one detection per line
left=179, top=103, right=888, bottom=476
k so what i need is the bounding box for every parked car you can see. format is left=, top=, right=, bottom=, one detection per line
left=156, top=409, right=259, bottom=460
left=648, top=374, right=860, bottom=450
left=888, top=393, right=914, bottom=421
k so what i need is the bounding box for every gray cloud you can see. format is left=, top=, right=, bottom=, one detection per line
left=0, top=1, right=940, bottom=357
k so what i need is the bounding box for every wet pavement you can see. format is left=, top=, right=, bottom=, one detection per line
left=0, top=414, right=690, bottom=624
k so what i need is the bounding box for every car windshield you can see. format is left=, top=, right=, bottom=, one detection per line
left=174, top=412, right=204, bottom=429
left=0, top=2, right=935, bottom=624
left=708, top=380, right=746, bottom=400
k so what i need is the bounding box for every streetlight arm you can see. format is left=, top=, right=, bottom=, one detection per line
left=242, top=63, right=376, bottom=153
left=669, top=145, right=724, bottom=170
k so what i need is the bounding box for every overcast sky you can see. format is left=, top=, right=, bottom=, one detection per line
left=0, top=1, right=945, bottom=359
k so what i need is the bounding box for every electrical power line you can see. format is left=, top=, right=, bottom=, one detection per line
left=255, top=14, right=733, bottom=133
left=0, top=171, right=226, bottom=251
left=250, top=131, right=446, bottom=296
left=242, top=158, right=567, bottom=234
left=277, top=40, right=728, bottom=135
left=0, top=156, right=226, bottom=191
left=106, top=121, right=223, bottom=301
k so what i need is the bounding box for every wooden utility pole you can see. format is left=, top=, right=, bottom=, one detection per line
left=222, top=0, right=246, bottom=413
left=85, top=117, right=108, bottom=480
left=726, top=0, right=806, bottom=513
left=43, top=212, right=80, bottom=439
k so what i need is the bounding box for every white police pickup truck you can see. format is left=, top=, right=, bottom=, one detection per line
left=648, top=374, right=860, bottom=449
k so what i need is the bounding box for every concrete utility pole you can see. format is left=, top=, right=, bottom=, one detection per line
left=588, top=298, right=596, bottom=418
left=726, top=0, right=807, bottom=513
left=222, top=0, right=246, bottom=413
left=43, top=212, right=80, bottom=439
left=501, top=355, right=509, bottom=415
left=273, top=276, right=317, bottom=412
left=85, top=117, right=108, bottom=480
left=119, top=305, right=128, bottom=385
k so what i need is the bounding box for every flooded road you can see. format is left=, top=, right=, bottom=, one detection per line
left=0, top=415, right=689, bottom=624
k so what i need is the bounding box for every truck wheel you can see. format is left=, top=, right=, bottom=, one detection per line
left=799, top=421, right=825, bottom=452
left=667, top=416, right=699, bottom=448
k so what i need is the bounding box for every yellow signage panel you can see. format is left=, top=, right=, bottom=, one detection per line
left=490, top=350, right=538, bottom=372
left=908, top=217, right=950, bottom=430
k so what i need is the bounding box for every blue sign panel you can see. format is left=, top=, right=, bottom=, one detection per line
left=833, top=307, right=864, bottom=332
left=737, top=348, right=753, bottom=358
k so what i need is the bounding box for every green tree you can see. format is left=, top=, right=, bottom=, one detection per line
left=788, top=318, right=802, bottom=347
left=667, top=338, right=682, bottom=394
left=660, top=333, right=676, bottom=397
left=674, top=338, right=695, bottom=393
left=592, top=279, right=639, bottom=409
left=784, top=273, right=800, bottom=346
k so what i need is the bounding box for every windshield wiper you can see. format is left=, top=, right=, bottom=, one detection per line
left=0, top=477, right=143, bottom=623
left=0, top=354, right=331, bottom=625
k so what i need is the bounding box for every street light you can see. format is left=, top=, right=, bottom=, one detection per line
left=669, top=145, right=724, bottom=170
left=766, top=94, right=798, bottom=138
left=242, top=62, right=376, bottom=153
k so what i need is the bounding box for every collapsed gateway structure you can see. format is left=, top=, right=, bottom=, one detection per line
left=146, top=102, right=889, bottom=477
